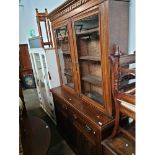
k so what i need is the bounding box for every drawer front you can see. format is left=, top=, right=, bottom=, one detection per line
left=53, top=94, right=101, bottom=141
left=53, top=95, right=69, bottom=111
left=53, top=94, right=103, bottom=155
left=103, top=147, right=116, bottom=155
left=69, top=107, right=100, bottom=142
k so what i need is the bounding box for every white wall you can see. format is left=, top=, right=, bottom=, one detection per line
left=128, top=0, right=135, bottom=53
left=19, top=0, right=64, bottom=44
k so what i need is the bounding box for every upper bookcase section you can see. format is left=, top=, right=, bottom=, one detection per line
left=48, top=0, right=129, bottom=21
left=48, top=0, right=99, bottom=22
left=48, top=0, right=129, bottom=116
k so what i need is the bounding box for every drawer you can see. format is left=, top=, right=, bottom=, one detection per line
left=53, top=94, right=101, bottom=142
left=69, top=107, right=100, bottom=142
left=53, top=95, right=69, bottom=111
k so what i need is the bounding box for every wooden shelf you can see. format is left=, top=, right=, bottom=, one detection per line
left=120, top=68, right=135, bottom=75
left=64, top=72, right=72, bottom=77
left=82, top=74, right=102, bottom=86
left=57, top=35, right=68, bottom=39
left=79, top=56, right=100, bottom=62
left=76, top=28, right=99, bottom=35
left=57, top=36, right=68, bottom=43
left=84, top=91, right=103, bottom=104
left=63, top=51, right=71, bottom=55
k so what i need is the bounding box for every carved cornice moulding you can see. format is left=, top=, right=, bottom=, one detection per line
left=48, top=0, right=92, bottom=21
left=47, top=0, right=129, bottom=21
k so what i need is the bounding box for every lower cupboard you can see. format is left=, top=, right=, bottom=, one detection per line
left=55, top=101, right=100, bottom=155
left=52, top=87, right=115, bottom=155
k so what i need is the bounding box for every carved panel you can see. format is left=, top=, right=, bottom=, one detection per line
left=48, top=0, right=91, bottom=20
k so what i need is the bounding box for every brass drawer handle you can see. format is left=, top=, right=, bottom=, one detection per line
left=68, top=98, right=72, bottom=101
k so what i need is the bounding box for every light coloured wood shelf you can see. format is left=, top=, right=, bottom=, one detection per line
left=76, top=28, right=99, bottom=35
left=64, top=72, right=72, bottom=77
left=82, top=74, right=102, bottom=86
left=57, top=35, right=68, bottom=39
left=119, top=68, right=135, bottom=75
left=79, top=56, right=100, bottom=62
left=63, top=51, right=71, bottom=55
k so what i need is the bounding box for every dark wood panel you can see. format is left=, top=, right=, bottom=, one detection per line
left=109, top=0, right=129, bottom=54
left=19, top=44, right=32, bottom=71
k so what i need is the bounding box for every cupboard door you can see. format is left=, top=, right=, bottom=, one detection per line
left=54, top=101, right=68, bottom=136
left=76, top=127, right=97, bottom=155
left=73, top=14, right=104, bottom=106
left=55, top=25, right=75, bottom=89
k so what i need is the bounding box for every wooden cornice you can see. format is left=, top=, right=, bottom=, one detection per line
left=47, top=0, right=129, bottom=22
left=47, top=0, right=95, bottom=21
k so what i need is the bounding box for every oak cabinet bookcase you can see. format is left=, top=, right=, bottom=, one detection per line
left=48, top=0, right=129, bottom=154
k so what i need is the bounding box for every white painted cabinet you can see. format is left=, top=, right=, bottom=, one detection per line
left=29, top=48, right=59, bottom=124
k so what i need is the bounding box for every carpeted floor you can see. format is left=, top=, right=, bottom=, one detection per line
left=23, top=89, right=75, bottom=155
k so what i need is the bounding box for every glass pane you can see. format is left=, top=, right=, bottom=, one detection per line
left=34, top=53, right=45, bottom=88
left=42, top=54, right=46, bottom=69
left=40, top=22, right=48, bottom=43
left=34, top=53, right=50, bottom=105
left=74, top=14, right=103, bottom=105
left=41, top=55, right=51, bottom=94
left=55, top=25, right=74, bottom=88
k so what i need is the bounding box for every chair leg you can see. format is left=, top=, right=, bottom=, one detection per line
left=110, top=101, right=120, bottom=138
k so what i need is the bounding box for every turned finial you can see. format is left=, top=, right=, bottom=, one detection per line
left=113, top=44, right=120, bottom=57
left=36, top=8, right=38, bottom=13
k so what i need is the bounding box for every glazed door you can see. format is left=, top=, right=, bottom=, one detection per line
left=29, top=52, right=44, bottom=105
left=72, top=13, right=105, bottom=107
left=72, top=8, right=113, bottom=115
left=34, top=53, right=49, bottom=106
left=29, top=49, right=56, bottom=122
left=40, top=53, right=56, bottom=117
left=54, top=23, right=77, bottom=92
left=30, top=52, right=46, bottom=106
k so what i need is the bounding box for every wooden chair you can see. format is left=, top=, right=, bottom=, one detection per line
left=110, top=46, right=135, bottom=141
left=36, top=8, right=53, bottom=48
